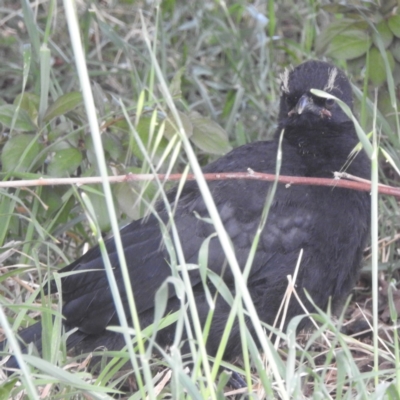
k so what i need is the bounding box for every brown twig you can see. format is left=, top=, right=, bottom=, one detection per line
left=0, top=171, right=399, bottom=198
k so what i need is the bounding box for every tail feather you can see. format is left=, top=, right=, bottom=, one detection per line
left=0, top=321, right=43, bottom=369
left=1, top=322, right=87, bottom=371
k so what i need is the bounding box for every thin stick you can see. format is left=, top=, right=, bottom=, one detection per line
left=1, top=171, right=399, bottom=197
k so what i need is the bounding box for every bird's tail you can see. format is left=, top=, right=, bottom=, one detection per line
left=1, top=322, right=87, bottom=371
left=1, top=321, right=43, bottom=369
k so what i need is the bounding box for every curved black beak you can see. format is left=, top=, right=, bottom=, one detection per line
left=288, top=94, right=332, bottom=118
left=295, top=94, right=312, bottom=114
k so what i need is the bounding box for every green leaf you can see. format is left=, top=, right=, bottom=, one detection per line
left=325, top=29, right=371, bottom=60
left=0, top=194, right=13, bottom=246
left=388, top=15, right=400, bottom=38
left=114, top=182, right=142, bottom=220
left=169, top=67, right=185, bottom=97
left=47, top=148, right=82, bottom=177
left=161, top=0, right=176, bottom=14
left=367, top=46, right=395, bottom=86
left=83, top=184, right=112, bottom=232
left=131, top=116, right=151, bottom=161
left=164, top=110, right=193, bottom=140
left=51, top=195, right=76, bottom=227
left=103, top=133, right=123, bottom=161
left=392, top=38, right=400, bottom=63
left=321, top=4, right=372, bottom=14
left=385, top=383, right=400, bottom=400
left=127, top=115, right=169, bottom=162
left=14, top=92, right=40, bottom=124
left=1, top=134, right=41, bottom=172
left=24, top=354, right=120, bottom=394
left=0, top=104, right=36, bottom=131
left=373, top=20, right=393, bottom=49
left=189, top=111, right=232, bottom=155
left=116, top=176, right=155, bottom=228
left=39, top=186, right=64, bottom=217
left=0, top=378, right=19, bottom=400
left=96, top=18, right=127, bottom=49
left=43, top=91, right=83, bottom=122
left=316, top=19, right=368, bottom=55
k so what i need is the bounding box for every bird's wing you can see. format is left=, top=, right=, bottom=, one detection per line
left=58, top=214, right=175, bottom=333
left=56, top=141, right=299, bottom=334
left=57, top=186, right=264, bottom=334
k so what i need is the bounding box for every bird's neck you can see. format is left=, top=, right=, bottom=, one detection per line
left=282, top=125, right=369, bottom=178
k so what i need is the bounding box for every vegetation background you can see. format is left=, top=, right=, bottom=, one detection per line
left=0, top=0, right=399, bottom=399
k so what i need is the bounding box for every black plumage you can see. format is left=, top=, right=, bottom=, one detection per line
left=3, top=60, right=370, bottom=368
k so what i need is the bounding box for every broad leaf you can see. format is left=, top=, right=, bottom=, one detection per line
left=169, top=67, right=185, bottom=98
left=373, top=20, right=393, bottom=49
left=14, top=92, right=40, bottom=124
left=83, top=184, right=113, bottom=232
left=114, top=182, right=142, bottom=220
left=189, top=111, right=232, bottom=155
left=164, top=110, right=193, bottom=140
left=388, top=15, right=400, bottom=38
left=325, top=29, right=371, bottom=60
left=43, top=92, right=83, bottom=123
left=47, top=148, right=82, bottom=177
left=1, top=134, right=41, bottom=172
left=0, top=104, right=36, bottom=131
left=322, top=4, right=373, bottom=14
left=316, top=19, right=368, bottom=55
left=392, top=38, right=400, bottom=63
left=103, top=134, right=123, bottom=161
left=129, top=115, right=169, bottom=162
left=367, top=47, right=395, bottom=86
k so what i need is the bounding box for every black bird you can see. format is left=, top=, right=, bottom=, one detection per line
left=2, top=60, right=370, bottom=370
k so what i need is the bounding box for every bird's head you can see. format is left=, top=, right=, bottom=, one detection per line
left=278, top=60, right=353, bottom=130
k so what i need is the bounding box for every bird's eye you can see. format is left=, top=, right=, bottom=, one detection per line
left=286, top=96, right=297, bottom=108
left=325, top=98, right=335, bottom=109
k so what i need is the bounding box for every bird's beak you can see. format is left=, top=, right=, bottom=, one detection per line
left=290, top=94, right=314, bottom=116
left=295, top=94, right=312, bottom=114
left=288, top=93, right=332, bottom=118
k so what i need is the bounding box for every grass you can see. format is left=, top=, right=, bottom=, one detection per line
left=0, top=0, right=399, bottom=399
